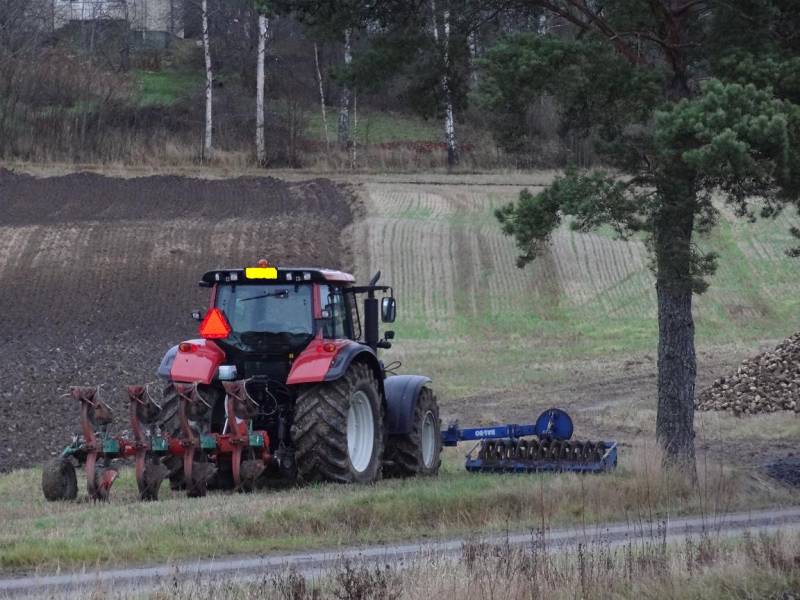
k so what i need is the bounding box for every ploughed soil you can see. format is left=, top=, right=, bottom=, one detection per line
left=0, top=169, right=356, bottom=471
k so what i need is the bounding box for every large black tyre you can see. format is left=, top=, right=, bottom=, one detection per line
left=384, top=387, right=442, bottom=477
left=158, top=384, right=185, bottom=490
left=42, top=457, right=78, bottom=501
left=291, top=362, right=384, bottom=484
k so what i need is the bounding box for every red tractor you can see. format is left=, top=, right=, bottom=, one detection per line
left=42, top=261, right=442, bottom=501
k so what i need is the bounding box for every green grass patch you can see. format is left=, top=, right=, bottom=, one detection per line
left=306, top=111, right=441, bottom=144
left=133, top=69, right=201, bottom=107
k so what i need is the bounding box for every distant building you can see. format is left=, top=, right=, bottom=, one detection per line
left=51, top=0, right=184, bottom=46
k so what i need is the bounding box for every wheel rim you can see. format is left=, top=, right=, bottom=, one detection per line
left=421, top=410, right=437, bottom=468
left=347, top=390, right=374, bottom=473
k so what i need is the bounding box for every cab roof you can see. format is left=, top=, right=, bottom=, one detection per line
left=201, top=267, right=356, bottom=286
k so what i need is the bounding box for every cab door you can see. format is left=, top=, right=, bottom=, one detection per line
left=318, top=285, right=355, bottom=340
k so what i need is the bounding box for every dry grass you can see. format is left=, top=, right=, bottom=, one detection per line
left=1, top=445, right=794, bottom=572
left=86, top=529, right=800, bottom=599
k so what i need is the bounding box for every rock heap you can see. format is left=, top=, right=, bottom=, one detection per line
left=696, top=333, right=800, bottom=414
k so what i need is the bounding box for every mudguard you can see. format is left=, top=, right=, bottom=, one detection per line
left=384, top=375, right=432, bottom=435
left=169, top=339, right=226, bottom=385
left=286, top=338, right=348, bottom=384
left=287, top=339, right=384, bottom=389
left=324, top=342, right=381, bottom=384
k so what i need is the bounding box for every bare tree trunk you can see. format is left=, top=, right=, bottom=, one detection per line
left=431, top=0, right=458, bottom=169
left=337, top=28, right=352, bottom=149
left=314, top=42, right=330, bottom=152
left=255, top=13, right=269, bottom=165
left=202, top=0, right=213, bottom=159
left=351, top=89, right=357, bottom=169
left=468, top=31, right=478, bottom=87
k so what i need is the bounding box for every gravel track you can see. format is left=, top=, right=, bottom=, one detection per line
left=1, top=506, right=799, bottom=597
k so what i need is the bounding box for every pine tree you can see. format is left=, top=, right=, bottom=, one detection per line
left=486, top=1, right=800, bottom=473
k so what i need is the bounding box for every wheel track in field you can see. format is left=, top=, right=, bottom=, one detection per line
left=353, top=182, right=654, bottom=332
left=357, top=180, right=800, bottom=335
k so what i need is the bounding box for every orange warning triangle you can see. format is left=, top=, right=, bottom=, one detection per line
left=199, top=307, right=231, bottom=339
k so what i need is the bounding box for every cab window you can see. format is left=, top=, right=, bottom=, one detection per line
left=319, top=285, right=350, bottom=339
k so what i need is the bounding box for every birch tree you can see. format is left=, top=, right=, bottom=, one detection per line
left=314, top=42, right=330, bottom=151
left=337, top=27, right=352, bottom=149
left=201, top=0, right=213, bottom=159
left=255, top=11, right=270, bottom=165
left=431, top=0, right=458, bottom=168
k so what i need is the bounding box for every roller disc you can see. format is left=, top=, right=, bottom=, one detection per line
left=549, top=441, right=562, bottom=460
left=583, top=442, right=596, bottom=462
left=516, top=440, right=528, bottom=461
left=571, top=442, right=585, bottom=462
left=594, top=442, right=608, bottom=462
left=529, top=440, right=542, bottom=459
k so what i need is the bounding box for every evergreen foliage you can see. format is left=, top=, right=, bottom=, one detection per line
left=488, top=0, right=800, bottom=469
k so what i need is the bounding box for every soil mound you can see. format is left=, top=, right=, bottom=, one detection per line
left=0, top=170, right=356, bottom=470
left=696, top=333, right=800, bottom=414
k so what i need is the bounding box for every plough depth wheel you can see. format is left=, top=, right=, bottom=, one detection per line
left=42, top=457, right=78, bottom=501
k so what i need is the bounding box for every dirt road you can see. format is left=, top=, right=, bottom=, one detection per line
left=1, top=505, right=799, bottom=597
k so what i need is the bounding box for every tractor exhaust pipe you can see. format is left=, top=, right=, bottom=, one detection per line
left=364, top=296, right=379, bottom=350
left=364, top=270, right=381, bottom=350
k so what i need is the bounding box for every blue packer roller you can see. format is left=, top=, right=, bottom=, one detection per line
left=440, top=408, right=618, bottom=474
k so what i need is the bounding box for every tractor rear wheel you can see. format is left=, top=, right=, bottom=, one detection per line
left=384, top=387, right=442, bottom=477
left=292, top=363, right=384, bottom=483
left=42, top=457, right=78, bottom=501
left=158, top=384, right=185, bottom=490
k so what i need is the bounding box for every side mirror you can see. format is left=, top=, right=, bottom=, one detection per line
left=381, top=297, right=396, bottom=323
left=191, top=310, right=203, bottom=322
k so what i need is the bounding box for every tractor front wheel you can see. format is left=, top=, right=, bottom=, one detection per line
left=292, top=363, right=384, bottom=484
left=42, top=457, right=78, bottom=501
left=384, top=387, right=442, bottom=477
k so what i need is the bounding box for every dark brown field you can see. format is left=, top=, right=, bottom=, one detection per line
left=0, top=170, right=356, bottom=471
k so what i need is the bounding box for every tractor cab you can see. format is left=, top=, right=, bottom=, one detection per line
left=201, top=266, right=359, bottom=355
left=196, top=262, right=395, bottom=361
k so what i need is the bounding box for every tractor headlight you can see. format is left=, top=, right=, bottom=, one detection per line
left=217, top=365, right=237, bottom=380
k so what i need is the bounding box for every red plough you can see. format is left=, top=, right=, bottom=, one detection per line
left=43, top=383, right=271, bottom=502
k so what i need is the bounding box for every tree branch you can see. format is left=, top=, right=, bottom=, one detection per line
left=532, top=0, right=646, bottom=65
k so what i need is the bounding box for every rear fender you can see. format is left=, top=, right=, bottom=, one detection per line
left=169, top=339, right=226, bottom=385
left=384, top=375, right=432, bottom=435
left=287, top=340, right=384, bottom=397
left=326, top=343, right=385, bottom=399
left=286, top=338, right=350, bottom=385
